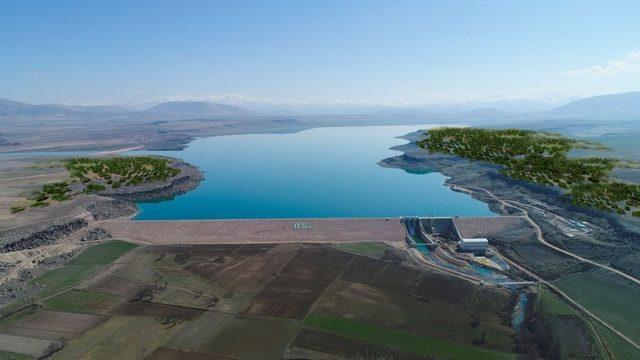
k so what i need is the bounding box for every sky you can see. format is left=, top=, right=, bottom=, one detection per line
left=1, top=0, right=639, bottom=106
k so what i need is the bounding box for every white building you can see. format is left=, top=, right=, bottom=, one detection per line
left=458, top=238, right=489, bottom=254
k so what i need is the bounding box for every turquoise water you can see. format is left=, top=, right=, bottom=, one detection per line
left=511, top=292, right=529, bottom=330
left=133, top=125, right=494, bottom=220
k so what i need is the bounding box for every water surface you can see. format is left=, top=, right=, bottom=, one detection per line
left=134, top=125, right=494, bottom=219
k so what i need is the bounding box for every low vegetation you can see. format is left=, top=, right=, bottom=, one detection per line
left=554, top=269, right=640, bottom=343
left=14, top=156, right=180, bottom=211
left=421, top=127, right=640, bottom=216
left=29, top=240, right=138, bottom=297
left=0, top=350, right=32, bottom=360
left=9, top=206, right=25, bottom=214
left=45, top=290, right=122, bottom=314
left=65, top=156, right=179, bottom=186
left=304, top=314, right=514, bottom=359
left=524, top=286, right=604, bottom=358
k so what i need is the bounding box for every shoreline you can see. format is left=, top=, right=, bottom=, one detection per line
left=91, top=145, right=144, bottom=155
left=379, top=130, right=640, bottom=277
left=0, top=156, right=204, bottom=251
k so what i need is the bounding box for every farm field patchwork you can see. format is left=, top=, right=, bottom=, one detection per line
left=302, top=314, right=514, bottom=359
left=29, top=240, right=138, bottom=297
left=0, top=240, right=523, bottom=359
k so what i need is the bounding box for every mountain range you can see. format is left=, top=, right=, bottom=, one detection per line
left=544, top=91, right=640, bottom=119
left=144, top=101, right=252, bottom=117
left=1, top=91, right=638, bottom=120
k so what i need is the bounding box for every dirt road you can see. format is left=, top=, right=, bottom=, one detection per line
left=452, top=184, right=640, bottom=349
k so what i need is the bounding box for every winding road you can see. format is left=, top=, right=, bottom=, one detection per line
left=451, top=184, right=640, bottom=350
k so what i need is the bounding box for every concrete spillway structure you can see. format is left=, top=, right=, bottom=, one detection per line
left=401, top=217, right=459, bottom=248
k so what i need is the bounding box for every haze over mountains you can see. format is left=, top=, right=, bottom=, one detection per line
left=545, top=91, right=640, bottom=119
left=144, top=101, right=252, bottom=117
left=1, top=91, right=639, bottom=120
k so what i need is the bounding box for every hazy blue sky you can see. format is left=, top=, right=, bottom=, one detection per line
left=1, top=0, right=639, bottom=105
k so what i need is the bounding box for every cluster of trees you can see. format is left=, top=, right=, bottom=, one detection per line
left=21, top=181, right=72, bottom=209
left=422, top=127, right=640, bottom=217
left=11, top=157, right=181, bottom=213
left=65, top=156, right=179, bottom=188
left=571, top=182, right=640, bottom=215
left=41, top=181, right=71, bottom=201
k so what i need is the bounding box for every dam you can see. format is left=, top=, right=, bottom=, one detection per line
left=95, top=218, right=406, bottom=245
left=95, top=215, right=521, bottom=247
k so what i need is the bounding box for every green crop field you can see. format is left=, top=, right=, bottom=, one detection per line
left=594, top=322, right=640, bottom=360
left=304, top=314, right=515, bottom=360
left=555, top=269, right=640, bottom=343
left=0, top=349, right=33, bottom=360
left=44, top=290, right=123, bottom=314
left=30, top=240, right=137, bottom=298
left=534, top=286, right=605, bottom=358
left=67, top=240, right=138, bottom=265
left=30, top=264, right=99, bottom=298
left=535, top=286, right=578, bottom=317
left=422, top=127, right=640, bottom=216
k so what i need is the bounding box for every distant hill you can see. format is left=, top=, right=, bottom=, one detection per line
left=456, top=107, right=512, bottom=118
left=55, top=104, right=131, bottom=114
left=145, top=101, right=252, bottom=117
left=0, top=98, right=131, bottom=116
left=546, top=91, right=640, bottom=119
left=0, top=98, right=75, bottom=116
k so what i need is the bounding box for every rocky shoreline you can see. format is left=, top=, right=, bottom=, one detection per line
left=98, top=158, right=203, bottom=202
left=0, top=157, right=203, bottom=252
left=0, top=218, right=88, bottom=252
left=379, top=130, right=640, bottom=279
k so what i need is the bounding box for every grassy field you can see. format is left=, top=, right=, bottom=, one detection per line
left=53, top=316, right=186, bottom=359
left=0, top=333, right=54, bottom=359
left=66, top=240, right=138, bottom=265
left=304, top=314, right=515, bottom=359
left=555, top=269, right=640, bottom=343
left=30, top=240, right=137, bottom=297
left=164, top=311, right=233, bottom=351
left=594, top=322, right=640, bottom=360
left=198, top=316, right=300, bottom=359
left=44, top=290, right=123, bottom=314
left=534, top=286, right=604, bottom=358
left=0, top=349, right=34, bottom=360
left=536, top=286, right=579, bottom=316
left=30, top=264, right=100, bottom=298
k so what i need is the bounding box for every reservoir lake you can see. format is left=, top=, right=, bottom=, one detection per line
left=133, top=125, right=494, bottom=220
